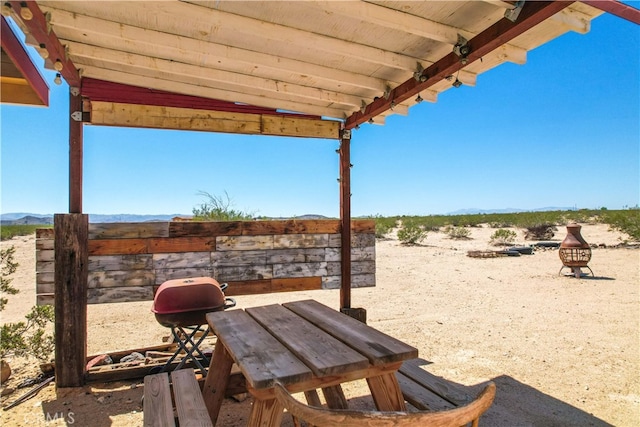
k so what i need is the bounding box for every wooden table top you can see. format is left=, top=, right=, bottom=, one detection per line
left=206, top=299, right=418, bottom=390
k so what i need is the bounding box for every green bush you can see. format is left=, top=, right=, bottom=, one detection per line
left=372, top=215, right=398, bottom=239
left=0, top=246, right=55, bottom=361
left=192, top=191, right=254, bottom=221
left=601, top=208, right=640, bottom=241
left=397, top=220, right=427, bottom=245
left=490, top=228, right=517, bottom=246
left=445, top=225, right=471, bottom=240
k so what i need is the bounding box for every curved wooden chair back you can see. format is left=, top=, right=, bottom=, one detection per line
left=274, top=381, right=495, bottom=427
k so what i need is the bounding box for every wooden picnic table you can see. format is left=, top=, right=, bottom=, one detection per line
left=202, top=299, right=418, bottom=426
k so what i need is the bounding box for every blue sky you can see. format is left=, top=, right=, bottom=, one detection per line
left=1, top=12, right=638, bottom=218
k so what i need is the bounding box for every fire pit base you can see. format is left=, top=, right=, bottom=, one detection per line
left=559, top=265, right=594, bottom=278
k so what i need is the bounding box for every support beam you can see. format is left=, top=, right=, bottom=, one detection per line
left=89, top=101, right=340, bottom=139
left=69, top=87, right=83, bottom=213
left=580, top=1, right=640, bottom=24
left=338, top=130, right=352, bottom=310
left=346, top=1, right=575, bottom=129
left=54, top=213, right=88, bottom=387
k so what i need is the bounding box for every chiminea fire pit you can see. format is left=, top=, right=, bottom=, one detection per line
left=559, top=223, right=593, bottom=278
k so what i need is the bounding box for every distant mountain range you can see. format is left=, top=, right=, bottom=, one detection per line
left=1, top=208, right=576, bottom=225
left=0, top=213, right=189, bottom=225
left=0, top=213, right=331, bottom=225
left=446, top=207, right=573, bottom=215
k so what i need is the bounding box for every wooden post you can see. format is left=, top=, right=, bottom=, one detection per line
left=339, top=130, right=351, bottom=310
left=69, top=87, right=83, bottom=213
left=54, top=214, right=88, bottom=387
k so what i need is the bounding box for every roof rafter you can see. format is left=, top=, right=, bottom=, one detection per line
left=7, top=0, right=80, bottom=86
left=580, top=0, right=640, bottom=24
left=346, top=1, right=575, bottom=129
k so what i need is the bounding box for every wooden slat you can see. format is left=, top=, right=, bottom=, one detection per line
left=216, top=264, right=273, bottom=281
left=212, top=250, right=267, bottom=266
left=35, top=238, right=54, bottom=250
left=169, top=221, right=244, bottom=237
left=247, top=304, right=369, bottom=377
left=152, top=252, right=211, bottom=269
left=89, top=239, right=148, bottom=255
left=273, top=262, right=327, bottom=278
left=222, top=277, right=323, bottom=296
left=36, top=249, right=55, bottom=262
left=155, top=268, right=213, bottom=284
left=216, top=235, right=274, bottom=251
left=87, top=286, right=154, bottom=304
left=398, top=359, right=472, bottom=406
left=36, top=228, right=54, bottom=238
left=272, top=277, right=322, bottom=293
left=87, top=270, right=155, bottom=288
left=89, top=222, right=169, bottom=239
left=352, top=220, right=375, bottom=233
left=267, top=248, right=325, bottom=264
left=143, top=373, right=175, bottom=427
left=36, top=294, right=54, bottom=306
left=88, top=254, right=153, bottom=271
left=206, top=309, right=312, bottom=389
left=148, top=236, right=215, bottom=253
left=242, top=220, right=341, bottom=235
left=284, top=300, right=418, bottom=365
left=273, top=234, right=329, bottom=249
left=395, top=372, right=455, bottom=411
left=170, top=369, right=213, bottom=427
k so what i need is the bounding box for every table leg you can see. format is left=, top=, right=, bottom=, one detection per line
left=367, top=373, right=407, bottom=411
left=247, top=397, right=284, bottom=427
left=322, top=385, right=348, bottom=409
left=202, top=342, right=234, bottom=425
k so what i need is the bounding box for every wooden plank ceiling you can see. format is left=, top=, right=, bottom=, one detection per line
left=4, top=1, right=608, bottom=128
left=0, top=16, right=48, bottom=106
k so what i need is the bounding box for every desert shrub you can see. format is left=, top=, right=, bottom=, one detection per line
left=372, top=215, right=398, bottom=239
left=602, top=208, right=640, bottom=241
left=524, top=224, right=556, bottom=240
left=445, top=225, right=471, bottom=240
left=0, top=246, right=55, bottom=361
left=490, top=228, right=517, bottom=246
left=0, top=247, right=18, bottom=311
left=1, top=306, right=55, bottom=361
left=1, top=225, right=48, bottom=241
left=192, top=191, right=254, bottom=221
left=397, top=220, right=427, bottom=245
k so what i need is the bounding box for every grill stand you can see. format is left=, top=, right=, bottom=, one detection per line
left=158, top=325, right=211, bottom=376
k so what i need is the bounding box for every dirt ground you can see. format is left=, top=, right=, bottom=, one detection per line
left=0, top=223, right=638, bottom=426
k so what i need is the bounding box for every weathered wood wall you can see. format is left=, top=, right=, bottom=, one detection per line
left=36, top=219, right=375, bottom=305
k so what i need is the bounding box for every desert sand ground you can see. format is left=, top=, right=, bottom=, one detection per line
left=0, top=223, right=638, bottom=426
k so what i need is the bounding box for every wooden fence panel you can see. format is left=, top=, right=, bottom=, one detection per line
left=36, top=220, right=375, bottom=305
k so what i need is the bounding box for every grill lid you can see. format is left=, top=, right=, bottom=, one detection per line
left=152, top=277, right=227, bottom=315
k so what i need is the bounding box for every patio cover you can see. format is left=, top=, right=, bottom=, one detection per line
left=5, top=1, right=638, bottom=128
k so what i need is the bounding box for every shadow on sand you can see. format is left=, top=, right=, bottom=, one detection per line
left=35, top=369, right=612, bottom=427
